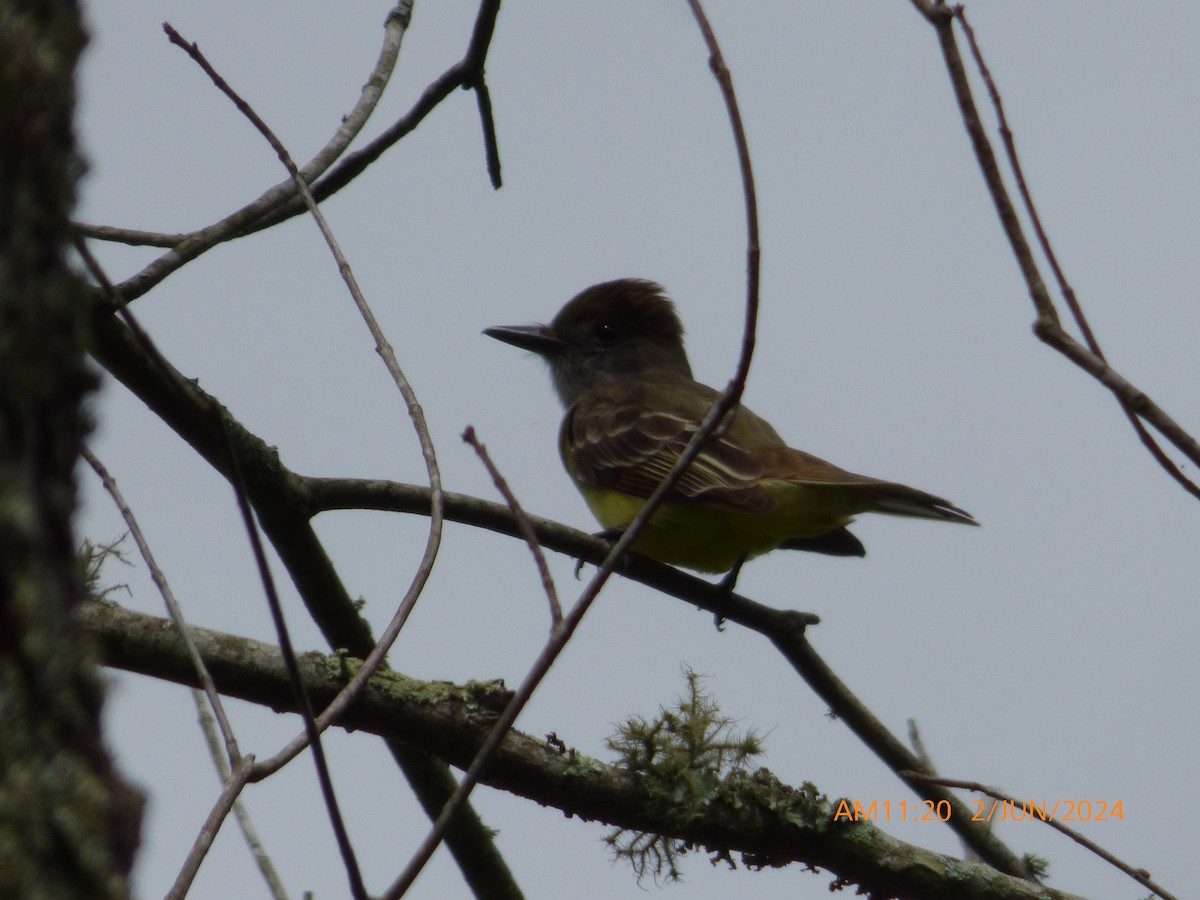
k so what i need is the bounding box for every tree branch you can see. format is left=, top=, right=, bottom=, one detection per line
left=81, top=1, right=416, bottom=300
left=85, top=301, right=522, bottom=900
left=913, top=2, right=1200, bottom=491
left=86, top=290, right=1030, bottom=885
left=299, top=473, right=1032, bottom=879
left=80, top=602, right=1084, bottom=900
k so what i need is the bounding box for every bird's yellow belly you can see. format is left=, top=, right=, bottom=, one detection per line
left=577, top=481, right=855, bottom=574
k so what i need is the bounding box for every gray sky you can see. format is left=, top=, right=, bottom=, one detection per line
left=76, top=2, right=1198, bottom=898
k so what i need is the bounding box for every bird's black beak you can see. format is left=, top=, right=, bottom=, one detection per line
left=483, top=323, right=565, bottom=358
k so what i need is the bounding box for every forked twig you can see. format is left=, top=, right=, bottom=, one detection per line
left=165, top=756, right=256, bottom=900
left=902, top=771, right=1179, bottom=900
left=912, top=1, right=1200, bottom=495
left=81, top=3, right=413, bottom=293
left=82, top=445, right=290, bottom=895
left=81, top=448, right=241, bottom=763
left=222, top=422, right=368, bottom=898
left=953, top=7, right=1199, bottom=500
left=381, top=3, right=765, bottom=895
left=162, top=22, right=465, bottom=897
left=79, top=231, right=357, bottom=876
left=193, top=691, right=288, bottom=900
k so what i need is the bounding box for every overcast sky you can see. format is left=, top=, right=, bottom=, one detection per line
left=76, top=3, right=1198, bottom=898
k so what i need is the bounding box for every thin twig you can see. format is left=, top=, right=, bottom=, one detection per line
left=222, top=422, right=368, bottom=899
left=161, top=22, right=448, bottom=789
left=686, top=0, right=760, bottom=408
left=902, top=772, right=1180, bottom=900
left=77, top=0, right=401, bottom=254
left=473, top=82, right=502, bottom=188
left=85, top=442, right=283, bottom=891
left=81, top=447, right=242, bottom=764
left=245, top=0, right=504, bottom=237
left=953, top=9, right=1084, bottom=339
left=80, top=230, right=358, bottom=845
left=906, top=719, right=937, bottom=780
left=72, top=225, right=188, bottom=247
left=86, top=285, right=523, bottom=898
left=463, top=426, right=561, bottom=626
left=383, top=4, right=764, bottom=894
left=83, top=0, right=504, bottom=273
left=916, top=3, right=1200, bottom=491
left=194, top=690, right=289, bottom=900
left=80, top=4, right=411, bottom=296
left=84, top=451, right=285, bottom=900
left=953, top=7, right=1200, bottom=500
left=460, top=0, right=504, bottom=188
left=166, top=755, right=256, bottom=900
left=162, top=24, right=467, bottom=898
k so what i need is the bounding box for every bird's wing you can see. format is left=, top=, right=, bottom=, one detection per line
left=563, top=381, right=776, bottom=513
left=563, top=380, right=977, bottom=526
left=759, top=447, right=977, bottom=525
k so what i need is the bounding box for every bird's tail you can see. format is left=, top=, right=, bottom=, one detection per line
left=871, top=484, right=977, bottom=526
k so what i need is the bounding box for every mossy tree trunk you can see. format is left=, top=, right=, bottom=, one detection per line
left=0, top=2, right=144, bottom=897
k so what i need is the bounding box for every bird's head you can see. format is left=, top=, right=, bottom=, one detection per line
left=485, top=279, right=693, bottom=407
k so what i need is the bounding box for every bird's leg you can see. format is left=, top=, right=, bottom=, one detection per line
left=575, top=527, right=627, bottom=579
left=718, top=554, right=747, bottom=594
left=711, top=554, right=747, bottom=630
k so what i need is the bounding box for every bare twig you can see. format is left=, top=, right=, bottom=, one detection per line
left=906, top=719, right=931, bottom=771
left=463, top=426, right=561, bottom=626
left=194, top=692, right=289, bottom=900
left=902, top=772, right=1180, bottom=900
left=86, top=289, right=523, bottom=898
left=383, top=4, right=765, bottom=894
left=73, top=225, right=188, bottom=248
left=85, top=442, right=287, bottom=895
left=161, top=22, right=450, bottom=793
left=166, top=755, right=256, bottom=900
left=221, top=421, right=368, bottom=899
left=914, top=2, right=1200, bottom=494
left=82, top=447, right=242, bottom=765
left=84, top=0, right=504, bottom=266
left=164, top=23, right=480, bottom=897
left=473, top=81, right=503, bottom=188
left=953, top=8, right=1200, bottom=499
left=85, top=157, right=375, bottom=896
left=80, top=2, right=412, bottom=296
left=460, top=0, right=504, bottom=188
left=249, top=0, right=505, bottom=237
left=685, top=0, right=760, bottom=407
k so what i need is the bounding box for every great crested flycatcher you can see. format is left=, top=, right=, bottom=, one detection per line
left=485, top=279, right=976, bottom=576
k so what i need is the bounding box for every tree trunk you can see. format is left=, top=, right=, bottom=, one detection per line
left=0, top=2, right=144, bottom=897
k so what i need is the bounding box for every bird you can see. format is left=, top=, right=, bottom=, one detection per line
left=484, top=279, right=976, bottom=581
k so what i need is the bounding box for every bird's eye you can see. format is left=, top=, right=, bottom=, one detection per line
left=594, top=320, right=618, bottom=343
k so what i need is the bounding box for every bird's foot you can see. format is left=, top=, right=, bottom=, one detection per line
left=575, top=527, right=627, bottom=579
left=710, top=555, right=747, bottom=631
